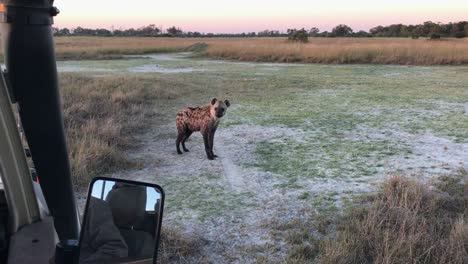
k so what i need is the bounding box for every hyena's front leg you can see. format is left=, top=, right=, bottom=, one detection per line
left=202, top=130, right=214, bottom=160
left=209, top=127, right=218, bottom=158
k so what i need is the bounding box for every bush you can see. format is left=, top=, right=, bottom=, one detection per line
left=430, top=33, right=441, bottom=40
left=454, top=32, right=466, bottom=38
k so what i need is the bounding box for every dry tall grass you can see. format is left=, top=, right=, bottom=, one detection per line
left=320, top=173, right=467, bottom=264
left=54, top=37, right=205, bottom=60
left=204, top=38, right=468, bottom=65
left=59, top=73, right=182, bottom=188
left=11, top=36, right=457, bottom=64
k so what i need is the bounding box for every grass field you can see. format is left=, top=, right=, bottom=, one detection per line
left=59, top=52, right=468, bottom=262
left=53, top=37, right=204, bottom=60
left=50, top=36, right=468, bottom=65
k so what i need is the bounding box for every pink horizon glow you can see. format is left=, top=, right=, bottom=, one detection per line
left=54, top=1, right=468, bottom=34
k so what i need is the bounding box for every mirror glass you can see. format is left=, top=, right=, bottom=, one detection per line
left=79, top=178, right=164, bottom=264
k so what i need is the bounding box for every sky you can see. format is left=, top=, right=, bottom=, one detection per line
left=55, top=0, right=468, bottom=33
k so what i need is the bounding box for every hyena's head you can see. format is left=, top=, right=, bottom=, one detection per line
left=210, top=98, right=230, bottom=118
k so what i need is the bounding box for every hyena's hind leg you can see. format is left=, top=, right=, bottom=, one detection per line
left=176, top=129, right=185, bottom=155
left=181, top=131, right=192, bottom=152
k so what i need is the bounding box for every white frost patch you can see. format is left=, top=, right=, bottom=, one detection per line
left=383, top=72, right=402, bottom=77
left=128, top=64, right=205, bottom=73
left=345, top=126, right=467, bottom=176
left=423, top=99, right=468, bottom=115
left=216, top=124, right=306, bottom=193
left=389, top=133, right=467, bottom=174
left=58, top=66, right=114, bottom=72
left=124, top=52, right=192, bottom=61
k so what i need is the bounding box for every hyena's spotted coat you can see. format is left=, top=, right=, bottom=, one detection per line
left=176, top=98, right=230, bottom=160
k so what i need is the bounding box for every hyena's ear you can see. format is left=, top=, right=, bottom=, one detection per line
left=224, top=99, right=230, bottom=107
left=211, top=98, right=218, bottom=105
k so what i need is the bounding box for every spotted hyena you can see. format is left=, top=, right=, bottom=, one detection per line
left=176, top=98, right=230, bottom=160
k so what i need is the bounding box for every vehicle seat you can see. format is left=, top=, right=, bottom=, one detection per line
left=105, top=184, right=155, bottom=258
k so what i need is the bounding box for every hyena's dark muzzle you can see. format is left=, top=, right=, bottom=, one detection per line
left=215, top=108, right=225, bottom=118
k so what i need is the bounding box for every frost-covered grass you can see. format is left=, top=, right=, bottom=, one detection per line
left=62, top=53, right=468, bottom=262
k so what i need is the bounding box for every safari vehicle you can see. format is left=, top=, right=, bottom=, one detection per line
left=0, top=0, right=164, bottom=263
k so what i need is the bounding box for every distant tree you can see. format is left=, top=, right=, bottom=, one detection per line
left=113, top=29, right=123, bottom=36
left=73, top=27, right=84, bottom=35
left=320, top=31, right=331, bottom=37
left=414, top=25, right=425, bottom=37
left=308, top=27, right=320, bottom=37
left=439, top=23, right=452, bottom=36
left=258, top=29, right=270, bottom=37
left=353, top=30, right=370, bottom=38
left=370, top=26, right=384, bottom=36
left=138, top=24, right=161, bottom=37
left=124, top=28, right=137, bottom=36
left=95, top=28, right=112, bottom=36
left=258, top=29, right=280, bottom=37
left=167, top=26, right=183, bottom=37
left=332, top=24, right=353, bottom=37
left=287, top=28, right=308, bottom=43
left=52, top=20, right=468, bottom=39
left=58, top=28, right=71, bottom=36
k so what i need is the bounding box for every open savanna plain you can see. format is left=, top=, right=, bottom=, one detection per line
left=41, top=36, right=468, bottom=64
left=58, top=50, right=467, bottom=263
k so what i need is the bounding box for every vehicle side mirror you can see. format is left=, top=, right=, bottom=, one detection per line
left=78, top=177, right=164, bottom=264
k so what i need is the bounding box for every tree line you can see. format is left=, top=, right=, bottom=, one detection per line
left=54, top=21, right=468, bottom=38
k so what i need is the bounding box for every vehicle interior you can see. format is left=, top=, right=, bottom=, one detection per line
left=0, top=1, right=164, bottom=263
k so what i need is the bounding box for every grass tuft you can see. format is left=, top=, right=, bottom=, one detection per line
left=320, top=172, right=467, bottom=264
left=158, top=228, right=205, bottom=264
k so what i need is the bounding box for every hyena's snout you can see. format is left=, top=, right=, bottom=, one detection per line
left=215, top=108, right=225, bottom=118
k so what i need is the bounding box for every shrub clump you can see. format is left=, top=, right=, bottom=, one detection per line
left=430, top=33, right=442, bottom=40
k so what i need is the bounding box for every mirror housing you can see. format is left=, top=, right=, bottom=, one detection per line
left=78, top=177, right=164, bottom=264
